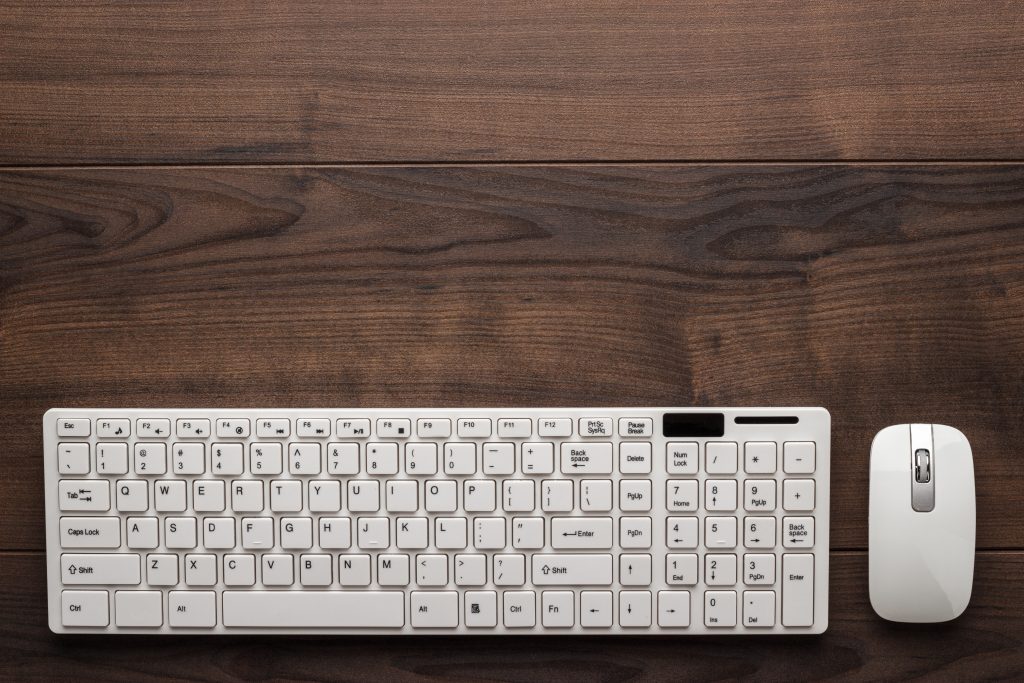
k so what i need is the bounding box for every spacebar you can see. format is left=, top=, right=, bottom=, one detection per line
left=223, top=591, right=405, bottom=628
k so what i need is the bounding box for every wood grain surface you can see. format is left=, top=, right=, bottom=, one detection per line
left=0, top=552, right=1022, bottom=681
left=2, top=1, right=1024, bottom=163
left=4, top=1, right=1024, bottom=679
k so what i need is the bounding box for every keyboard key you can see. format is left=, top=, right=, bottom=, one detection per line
left=417, top=418, right=451, bottom=438
left=619, top=591, right=652, bottom=627
left=58, top=480, right=110, bottom=511
left=666, top=553, right=699, bottom=585
left=784, top=442, right=816, bottom=473
left=465, top=590, right=498, bottom=627
left=743, top=590, right=776, bottom=627
left=168, top=591, right=217, bottom=627
left=620, top=553, right=652, bottom=586
left=704, top=590, right=737, bottom=627
left=705, top=553, right=737, bottom=586
left=619, top=417, right=653, bottom=438
left=666, top=442, right=698, bottom=474
left=537, top=418, right=572, bottom=437
left=560, top=442, right=613, bottom=474
left=581, top=479, right=613, bottom=511
left=542, top=590, right=575, bottom=627
left=61, top=590, right=109, bottom=626
left=705, top=516, right=737, bottom=549
left=443, top=443, right=476, bottom=474
left=744, top=442, right=777, bottom=474
left=497, top=418, right=532, bottom=438
left=288, top=443, right=322, bottom=475
left=658, top=590, right=691, bottom=627
left=744, top=553, right=776, bottom=585
left=744, top=479, right=776, bottom=512
left=96, top=418, right=130, bottom=438
left=620, top=516, right=652, bottom=548
left=59, top=517, right=121, bottom=548
left=137, top=419, right=171, bottom=438
left=336, top=418, right=371, bottom=438
left=483, top=443, right=516, bottom=475
left=783, top=479, right=815, bottom=511
left=411, top=591, right=458, bottom=627
left=782, top=554, right=814, bottom=626
left=58, top=443, right=90, bottom=474
left=172, top=443, right=205, bottom=474
left=551, top=517, right=613, bottom=549
left=176, top=418, right=210, bottom=438
left=457, top=418, right=492, bottom=438
left=511, top=517, right=544, bottom=549
left=366, top=443, right=399, bottom=474
left=521, top=442, right=554, bottom=474
left=96, top=443, right=129, bottom=475
left=705, top=442, right=738, bottom=474
left=57, top=418, right=90, bottom=437
left=531, top=554, right=613, bottom=585
left=783, top=516, right=815, bottom=548
left=502, top=590, right=535, bottom=627
left=744, top=516, right=776, bottom=549
left=216, top=418, right=250, bottom=438
left=705, top=480, right=737, bottom=511
left=620, top=480, right=652, bottom=511
left=297, top=418, right=331, bottom=438
left=211, top=443, right=243, bottom=475
left=666, top=517, right=699, bottom=549
left=540, top=480, right=573, bottom=512
left=580, top=590, right=613, bottom=627
left=256, top=418, right=290, bottom=438
left=619, top=442, right=652, bottom=474
left=61, top=553, right=140, bottom=585
left=376, top=419, right=411, bottom=438
left=579, top=417, right=613, bottom=437
left=133, top=443, right=167, bottom=475
left=115, top=590, right=162, bottom=627
left=456, top=554, right=488, bottom=585
left=327, top=443, right=360, bottom=474
left=249, top=443, right=283, bottom=475
left=226, top=589, right=405, bottom=626
left=666, top=480, right=698, bottom=512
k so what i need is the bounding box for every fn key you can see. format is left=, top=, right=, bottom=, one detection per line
left=782, top=554, right=814, bottom=626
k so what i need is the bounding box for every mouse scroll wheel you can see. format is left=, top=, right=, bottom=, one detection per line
left=914, top=449, right=931, bottom=484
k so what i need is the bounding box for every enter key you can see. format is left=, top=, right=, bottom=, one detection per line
left=551, top=517, right=614, bottom=549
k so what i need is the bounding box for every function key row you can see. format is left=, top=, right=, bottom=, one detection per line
left=59, top=417, right=657, bottom=440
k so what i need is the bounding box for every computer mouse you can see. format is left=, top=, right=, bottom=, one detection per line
left=869, top=424, right=975, bottom=622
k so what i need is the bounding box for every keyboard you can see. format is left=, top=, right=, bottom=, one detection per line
left=45, top=407, right=830, bottom=634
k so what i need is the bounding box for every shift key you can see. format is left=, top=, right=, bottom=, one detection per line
left=61, top=554, right=141, bottom=585
left=532, top=554, right=613, bottom=585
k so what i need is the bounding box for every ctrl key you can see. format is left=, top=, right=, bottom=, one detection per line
left=61, top=590, right=109, bottom=627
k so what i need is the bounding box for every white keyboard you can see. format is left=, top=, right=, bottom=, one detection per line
left=45, top=407, right=830, bottom=634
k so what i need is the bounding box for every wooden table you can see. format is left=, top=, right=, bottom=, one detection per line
left=2, top=2, right=1023, bottom=680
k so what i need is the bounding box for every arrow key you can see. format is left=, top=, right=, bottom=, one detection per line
left=657, top=590, right=691, bottom=628
left=619, top=553, right=652, bottom=586
left=580, top=590, right=613, bottom=628
left=619, top=590, right=651, bottom=627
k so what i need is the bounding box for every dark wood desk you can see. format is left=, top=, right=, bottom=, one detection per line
left=2, top=3, right=1022, bottom=680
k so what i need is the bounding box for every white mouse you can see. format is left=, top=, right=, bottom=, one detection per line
left=869, top=424, right=975, bottom=622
